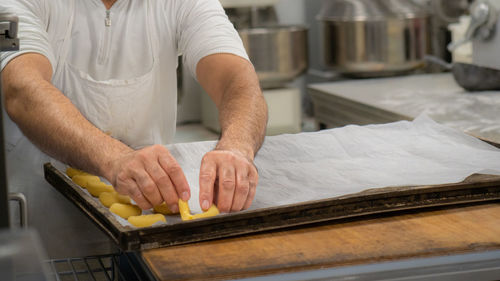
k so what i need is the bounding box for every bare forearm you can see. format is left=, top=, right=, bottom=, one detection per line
left=2, top=54, right=131, bottom=177
left=216, top=63, right=267, bottom=160
left=196, top=54, right=266, bottom=212
left=197, top=54, right=268, bottom=160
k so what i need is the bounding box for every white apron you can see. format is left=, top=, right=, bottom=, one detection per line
left=6, top=0, right=176, bottom=258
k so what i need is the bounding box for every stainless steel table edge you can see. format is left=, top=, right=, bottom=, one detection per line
left=236, top=249, right=500, bottom=281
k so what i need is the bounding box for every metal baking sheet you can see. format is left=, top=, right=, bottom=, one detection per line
left=44, top=163, right=500, bottom=251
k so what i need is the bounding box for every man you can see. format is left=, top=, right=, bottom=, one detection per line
left=1, top=0, right=267, bottom=256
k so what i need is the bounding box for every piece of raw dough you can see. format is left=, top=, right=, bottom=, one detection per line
left=110, top=203, right=142, bottom=219
left=153, top=203, right=175, bottom=215
left=86, top=181, right=114, bottom=197
left=178, top=199, right=194, bottom=220
left=72, top=175, right=100, bottom=189
left=128, top=214, right=166, bottom=228
left=192, top=205, right=220, bottom=219
left=66, top=167, right=88, bottom=178
left=99, top=192, right=131, bottom=208
left=178, top=199, right=220, bottom=221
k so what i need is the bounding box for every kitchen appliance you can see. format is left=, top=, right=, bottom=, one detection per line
left=448, top=0, right=498, bottom=53
left=444, top=0, right=500, bottom=90
left=425, top=55, right=500, bottom=91
left=201, top=0, right=308, bottom=135
left=317, top=0, right=430, bottom=77
left=238, top=25, right=308, bottom=89
left=432, top=0, right=470, bottom=24
left=448, top=0, right=500, bottom=70
left=0, top=13, right=21, bottom=229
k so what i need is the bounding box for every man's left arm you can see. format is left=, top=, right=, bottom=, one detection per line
left=196, top=53, right=268, bottom=213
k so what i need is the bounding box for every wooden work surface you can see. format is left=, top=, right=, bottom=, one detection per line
left=141, top=202, right=500, bottom=281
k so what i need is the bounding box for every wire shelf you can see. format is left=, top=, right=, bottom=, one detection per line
left=47, top=252, right=153, bottom=281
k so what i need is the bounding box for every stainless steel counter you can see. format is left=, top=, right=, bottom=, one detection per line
left=308, top=73, right=500, bottom=144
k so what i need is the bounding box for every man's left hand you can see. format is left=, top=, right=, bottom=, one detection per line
left=198, top=150, right=258, bottom=213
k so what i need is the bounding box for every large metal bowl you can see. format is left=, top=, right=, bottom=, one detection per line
left=318, top=0, right=429, bottom=77
left=238, top=26, right=308, bottom=89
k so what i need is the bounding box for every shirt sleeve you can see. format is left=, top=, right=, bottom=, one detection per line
left=174, top=0, right=250, bottom=79
left=0, top=0, right=56, bottom=74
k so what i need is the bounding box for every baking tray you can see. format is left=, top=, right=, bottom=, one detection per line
left=44, top=163, right=500, bottom=251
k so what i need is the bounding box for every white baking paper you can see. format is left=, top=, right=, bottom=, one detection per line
left=168, top=115, right=500, bottom=214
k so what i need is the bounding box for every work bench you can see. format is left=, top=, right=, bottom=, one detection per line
left=137, top=73, right=500, bottom=280
left=140, top=203, right=500, bottom=280
left=308, top=73, right=500, bottom=145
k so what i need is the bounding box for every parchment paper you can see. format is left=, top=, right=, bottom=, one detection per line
left=169, top=115, right=500, bottom=214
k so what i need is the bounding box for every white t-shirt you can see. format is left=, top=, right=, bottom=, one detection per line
left=0, top=0, right=248, bottom=79
left=0, top=0, right=249, bottom=148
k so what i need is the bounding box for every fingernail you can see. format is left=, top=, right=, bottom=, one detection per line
left=182, top=191, right=190, bottom=201
left=202, top=200, right=210, bottom=210
left=169, top=204, right=179, bottom=213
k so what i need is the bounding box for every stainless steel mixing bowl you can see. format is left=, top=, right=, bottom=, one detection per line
left=318, top=0, right=429, bottom=77
left=238, top=25, right=308, bottom=89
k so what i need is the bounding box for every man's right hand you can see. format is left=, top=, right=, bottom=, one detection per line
left=2, top=54, right=191, bottom=212
left=105, top=145, right=191, bottom=211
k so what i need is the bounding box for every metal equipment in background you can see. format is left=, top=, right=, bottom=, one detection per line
left=438, top=0, right=500, bottom=91
left=238, top=25, right=308, bottom=89
left=0, top=14, right=19, bottom=52
left=304, top=0, right=465, bottom=84
left=317, top=0, right=430, bottom=78
left=47, top=252, right=155, bottom=281
left=0, top=13, right=20, bottom=229
left=448, top=0, right=498, bottom=52
left=1, top=12, right=50, bottom=281
left=425, top=54, right=500, bottom=91
left=0, top=13, right=28, bottom=230
left=202, top=0, right=308, bottom=135
left=222, top=0, right=308, bottom=88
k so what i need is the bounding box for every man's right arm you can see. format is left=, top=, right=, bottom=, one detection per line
left=1, top=53, right=190, bottom=211
left=2, top=53, right=130, bottom=176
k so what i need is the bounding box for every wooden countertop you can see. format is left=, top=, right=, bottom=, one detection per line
left=141, top=202, right=500, bottom=281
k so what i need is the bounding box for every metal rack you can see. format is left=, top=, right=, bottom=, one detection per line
left=47, top=252, right=155, bottom=281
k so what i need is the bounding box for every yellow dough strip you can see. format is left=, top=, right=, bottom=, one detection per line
left=128, top=214, right=166, bottom=227
left=66, top=167, right=89, bottom=178
left=192, top=205, right=220, bottom=219
left=178, top=199, right=219, bottom=221
left=99, top=191, right=131, bottom=208
left=153, top=202, right=175, bottom=215
left=71, top=175, right=101, bottom=189
left=110, top=203, right=142, bottom=219
left=86, top=181, right=114, bottom=197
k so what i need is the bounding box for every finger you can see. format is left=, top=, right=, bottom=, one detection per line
left=157, top=148, right=190, bottom=201
left=144, top=162, right=179, bottom=213
left=243, top=165, right=258, bottom=210
left=231, top=165, right=249, bottom=212
left=114, top=171, right=153, bottom=209
left=131, top=168, right=163, bottom=207
left=213, top=178, right=220, bottom=206
left=199, top=156, right=217, bottom=211
left=127, top=179, right=153, bottom=210
left=130, top=187, right=154, bottom=210
left=217, top=164, right=236, bottom=213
